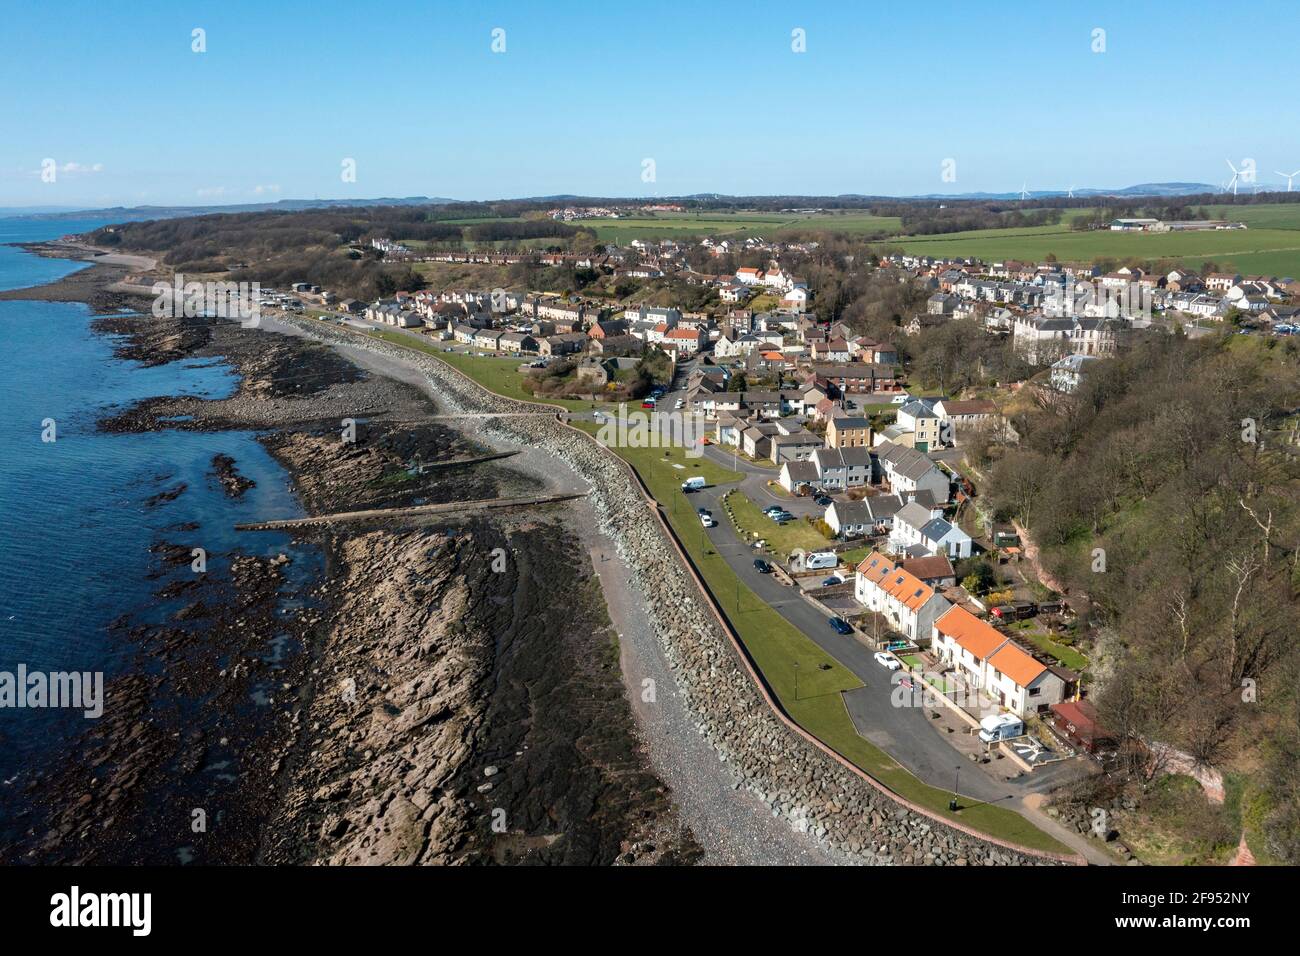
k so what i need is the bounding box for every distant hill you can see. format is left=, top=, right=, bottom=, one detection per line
left=906, top=183, right=1218, bottom=200
left=0, top=182, right=1233, bottom=224
left=15, top=196, right=462, bottom=222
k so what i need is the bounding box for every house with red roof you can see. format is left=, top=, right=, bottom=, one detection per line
left=854, top=552, right=951, bottom=643
left=662, top=326, right=704, bottom=354
left=931, top=605, right=1068, bottom=717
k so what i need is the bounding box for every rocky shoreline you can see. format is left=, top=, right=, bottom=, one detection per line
left=3, top=245, right=1072, bottom=865
left=1, top=283, right=700, bottom=865
left=269, top=315, right=1073, bottom=866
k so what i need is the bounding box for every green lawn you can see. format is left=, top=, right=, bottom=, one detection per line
left=361, top=327, right=596, bottom=411
left=726, top=490, right=831, bottom=557
left=335, top=340, right=1070, bottom=854
left=576, top=423, right=1070, bottom=855
left=1018, top=628, right=1090, bottom=672
left=838, top=546, right=874, bottom=567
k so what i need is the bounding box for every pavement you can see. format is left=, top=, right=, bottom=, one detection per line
left=687, top=463, right=1106, bottom=862
left=286, top=315, right=1108, bottom=862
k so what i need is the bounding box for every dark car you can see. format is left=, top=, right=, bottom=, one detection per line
left=753, top=559, right=773, bottom=573
left=828, top=617, right=854, bottom=635
left=814, top=495, right=833, bottom=506
left=697, top=507, right=710, bottom=516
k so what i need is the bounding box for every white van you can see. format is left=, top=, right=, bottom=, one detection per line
left=681, top=476, right=706, bottom=492
left=978, top=713, right=1024, bottom=743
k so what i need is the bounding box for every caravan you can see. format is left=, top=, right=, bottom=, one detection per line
left=978, top=713, right=1024, bottom=744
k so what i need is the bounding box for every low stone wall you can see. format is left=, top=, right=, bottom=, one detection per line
left=281, top=318, right=1081, bottom=866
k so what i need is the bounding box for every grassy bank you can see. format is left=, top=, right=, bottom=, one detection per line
left=726, top=489, right=830, bottom=556
left=362, top=327, right=596, bottom=411
left=574, top=424, right=1069, bottom=855
left=332, top=318, right=1069, bottom=854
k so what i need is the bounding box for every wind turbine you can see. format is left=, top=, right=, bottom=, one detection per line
left=1066, top=185, right=1075, bottom=199
left=1275, top=168, right=1300, bottom=192
left=1225, top=159, right=1242, bottom=196
left=1019, top=182, right=1031, bottom=200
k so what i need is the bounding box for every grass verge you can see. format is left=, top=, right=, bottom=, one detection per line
left=576, top=423, right=1070, bottom=855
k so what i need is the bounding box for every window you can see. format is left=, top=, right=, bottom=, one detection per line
left=1028, top=687, right=1040, bottom=697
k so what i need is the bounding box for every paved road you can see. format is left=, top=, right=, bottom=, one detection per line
left=688, top=476, right=1085, bottom=809
left=294, top=312, right=1105, bottom=858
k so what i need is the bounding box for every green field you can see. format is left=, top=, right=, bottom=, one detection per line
left=1202, top=204, right=1300, bottom=230
left=575, top=424, right=1069, bottom=854
left=877, top=204, right=1300, bottom=276
left=537, top=210, right=902, bottom=244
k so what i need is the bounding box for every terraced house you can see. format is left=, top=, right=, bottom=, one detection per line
left=931, top=606, right=1069, bottom=717
left=854, top=552, right=951, bottom=644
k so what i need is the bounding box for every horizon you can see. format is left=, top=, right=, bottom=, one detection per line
left=0, top=180, right=1256, bottom=217
left=4, top=0, right=1300, bottom=207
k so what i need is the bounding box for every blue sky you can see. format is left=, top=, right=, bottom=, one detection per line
left=2, top=0, right=1298, bottom=207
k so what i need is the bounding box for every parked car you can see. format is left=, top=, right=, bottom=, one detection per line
left=873, top=651, right=902, bottom=671
left=753, top=559, right=773, bottom=573
left=697, top=507, right=710, bottom=516
left=700, top=514, right=716, bottom=528
left=814, top=496, right=833, bottom=506
left=828, top=617, right=854, bottom=636
left=820, top=574, right=844, bottom=587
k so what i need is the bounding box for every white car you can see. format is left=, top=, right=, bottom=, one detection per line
left=873, top=651, right=902, bottom=671
left=700, top=514, right=716, bottom=528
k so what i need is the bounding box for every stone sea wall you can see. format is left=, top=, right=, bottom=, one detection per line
left=282, top=319, right=1075, bottom=866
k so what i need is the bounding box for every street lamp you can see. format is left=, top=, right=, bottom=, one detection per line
left=794, top=661, right=800, bottom=702
left=949, top=765, right=961, bottom=812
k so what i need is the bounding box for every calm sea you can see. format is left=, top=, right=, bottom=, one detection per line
left=0, top=218, right=316, bottom=781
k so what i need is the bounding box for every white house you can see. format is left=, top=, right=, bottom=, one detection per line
left=1049, top=354, right=1100, bottom=393
left=779, top=459, right=819, bottom=494
left=931, top=606, right=1067, bottom=717
left=825, top=494, right=905, bottom=539
left=889, top=501, right=972, bottom=559
left=876, top=442, right=950, bottom=502
left=854, top=552, right=951, bottom=643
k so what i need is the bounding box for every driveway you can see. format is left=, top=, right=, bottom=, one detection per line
left=691, top=478, right=1091, bottom=814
